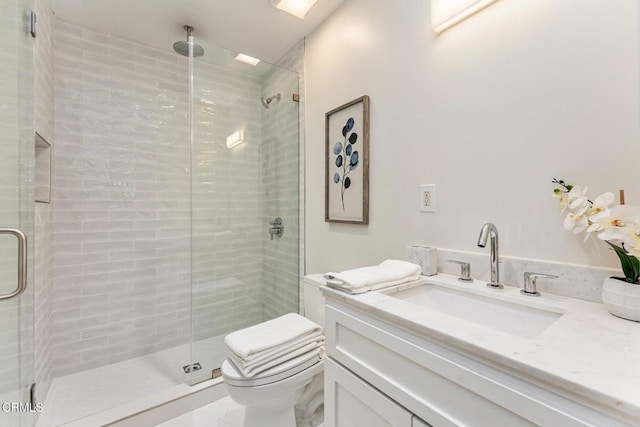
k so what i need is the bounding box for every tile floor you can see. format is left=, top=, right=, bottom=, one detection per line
left=158, top=396, right=326, bottom=427
left=158, top=396, right=244, bottom=427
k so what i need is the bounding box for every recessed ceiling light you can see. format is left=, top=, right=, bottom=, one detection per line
left=234, top=53, right=261, bottom=66
left=271, top=0, right=319, bottom=19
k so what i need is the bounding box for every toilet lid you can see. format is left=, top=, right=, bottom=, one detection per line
left=222, top=355, right=322, bottom=387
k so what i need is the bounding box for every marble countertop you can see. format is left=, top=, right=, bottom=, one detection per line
left=306, top=273, right=640, bottom=424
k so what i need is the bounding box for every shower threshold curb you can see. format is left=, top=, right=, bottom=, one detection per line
left=61, top=377, right=225, bottom=427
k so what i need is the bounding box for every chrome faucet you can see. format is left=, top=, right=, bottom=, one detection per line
left=477, top=223, right=503, bottom=289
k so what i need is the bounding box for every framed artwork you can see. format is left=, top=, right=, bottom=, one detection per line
left=325, top=95, right=370, bottom=224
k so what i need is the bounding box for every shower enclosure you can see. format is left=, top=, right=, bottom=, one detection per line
left=1, top=5, right=301, bottom=424
left=189, top=34, right=302, bottom=385
left=0, top=1, right=35, bottom=427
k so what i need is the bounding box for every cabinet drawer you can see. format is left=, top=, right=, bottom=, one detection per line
left=326, top=302, right=629, bottom=427
left=325, top=358, right=413, bottom=427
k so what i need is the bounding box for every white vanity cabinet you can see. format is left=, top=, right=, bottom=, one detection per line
left=324, top=299, right=633, bottom=427
left=325, top=358, right=421, bottom=427
left=411, top=417, right=430, bottom=427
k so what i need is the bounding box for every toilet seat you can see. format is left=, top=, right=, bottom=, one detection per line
left=222, top=355, right=322, bottom=387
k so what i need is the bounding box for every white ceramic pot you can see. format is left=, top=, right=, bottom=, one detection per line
left=602, top=277, right=640, bottom=322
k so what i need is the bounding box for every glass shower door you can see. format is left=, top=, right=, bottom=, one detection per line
left=190, top=44, right=300, bottom=385
left=0, top=0, right=35, bottom=426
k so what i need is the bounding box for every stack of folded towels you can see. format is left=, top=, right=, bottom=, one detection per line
left=324, top=259, right=422, bottom=294
left=224, top=313, right=324, bottom=378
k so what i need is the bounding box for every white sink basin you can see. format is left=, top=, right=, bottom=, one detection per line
left=387, top=284, right=562, bottom=339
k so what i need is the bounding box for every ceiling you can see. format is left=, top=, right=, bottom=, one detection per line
left=50, top=0, right=344, bottom=65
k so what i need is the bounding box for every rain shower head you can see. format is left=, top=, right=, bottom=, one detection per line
left=261, top=93, right=281, bottom=109
left=173, top=25, right=205, bottom=58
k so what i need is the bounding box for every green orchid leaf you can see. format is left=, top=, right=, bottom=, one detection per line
left=607, top=242, right=637, bottom=283
left=629, top=254, right=640, bottom=283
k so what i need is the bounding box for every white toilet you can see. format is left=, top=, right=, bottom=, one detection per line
left=222, top=278, right=326, bottom=427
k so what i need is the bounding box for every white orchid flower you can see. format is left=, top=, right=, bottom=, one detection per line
left=582, top=193, right=615, bottom=236
left=623, top=227, right=640, bottom=258
left=596, top=205, right=640, bottom=242
left=568, top=186, right=589, bottom=214
left=587, top=192, right=615, bottom=220
left=586, top=210, right=608, bottom=233
left=564, top=212, right=588, bottom=234
left=552, top=191, right=570, bottom=212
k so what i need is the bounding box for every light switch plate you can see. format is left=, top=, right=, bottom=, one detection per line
left=419, top=184, right=436, bottom=213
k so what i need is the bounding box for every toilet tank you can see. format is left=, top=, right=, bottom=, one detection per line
left=303, top=275, right=326, bottom=328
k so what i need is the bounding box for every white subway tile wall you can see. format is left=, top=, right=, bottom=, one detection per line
left=51, top=19, right=303, bottom=378
left=261, top=45, right=303, bottom=320
left=273, top=40, right=306, bottom=313
left=52, top=19, right=192, bottom=377
left=34, top=0, right=55, bottom=405
left=190, top=61, right=264, bottom=342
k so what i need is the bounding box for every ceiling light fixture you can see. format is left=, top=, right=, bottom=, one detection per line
left=234, top=53, right=261, bottom=66
left=431, top=0, right=500, bottom=34
left=271, top=0, right=319, bottom=19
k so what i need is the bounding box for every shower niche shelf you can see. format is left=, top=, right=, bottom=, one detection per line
left=35, top=132, right=51, bottom=204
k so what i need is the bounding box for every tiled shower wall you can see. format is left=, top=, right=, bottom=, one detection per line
left=261, top=42, right=304, bottom=320
left=52, top=19, right=193, bottom=377
left=190, top=62, right=264, bottom=341
left=33, top=0, right=55, bottom=403
left=51, top=19, right=274, bottom=376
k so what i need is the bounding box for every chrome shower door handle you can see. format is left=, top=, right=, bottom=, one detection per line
left=0, top=228, right=27, bottom=301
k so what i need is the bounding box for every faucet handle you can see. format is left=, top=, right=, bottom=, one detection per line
left=447, top=260, right=473, bottom=282
left=522, top=272, right=558, bottom=297
left=270, top=218, right=283, bottom=226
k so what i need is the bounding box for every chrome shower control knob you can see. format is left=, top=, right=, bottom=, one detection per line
left=268, top=217, right=284, bottom=240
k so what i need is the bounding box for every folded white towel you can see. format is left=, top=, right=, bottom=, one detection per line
left=228, top=346, right=325, bottom=378
left=326, top=276, right=423, bottom=295
left=224, top=313, right=323, bottom=360
left=324, top=259, right=422, bottom=292
left=228, top=341, right=324, bottom=377
left=227, top=331, right=324, bottom=369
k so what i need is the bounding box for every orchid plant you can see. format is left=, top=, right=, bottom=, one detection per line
left=553, top=178, right=640, bottom=284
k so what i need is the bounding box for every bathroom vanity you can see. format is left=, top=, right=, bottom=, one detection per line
left=309, top=274, right=640, bottom=426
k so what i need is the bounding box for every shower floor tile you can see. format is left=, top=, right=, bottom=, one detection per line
left=157, top=396, right=244, bottom=427
left=37, top=335, right=227, bottom=427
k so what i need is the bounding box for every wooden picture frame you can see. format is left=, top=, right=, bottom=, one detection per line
left=325, top=95, right=370, bottom=224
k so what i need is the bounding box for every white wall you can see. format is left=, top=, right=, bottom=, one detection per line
left=305, top=0, right=640, bottom=274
